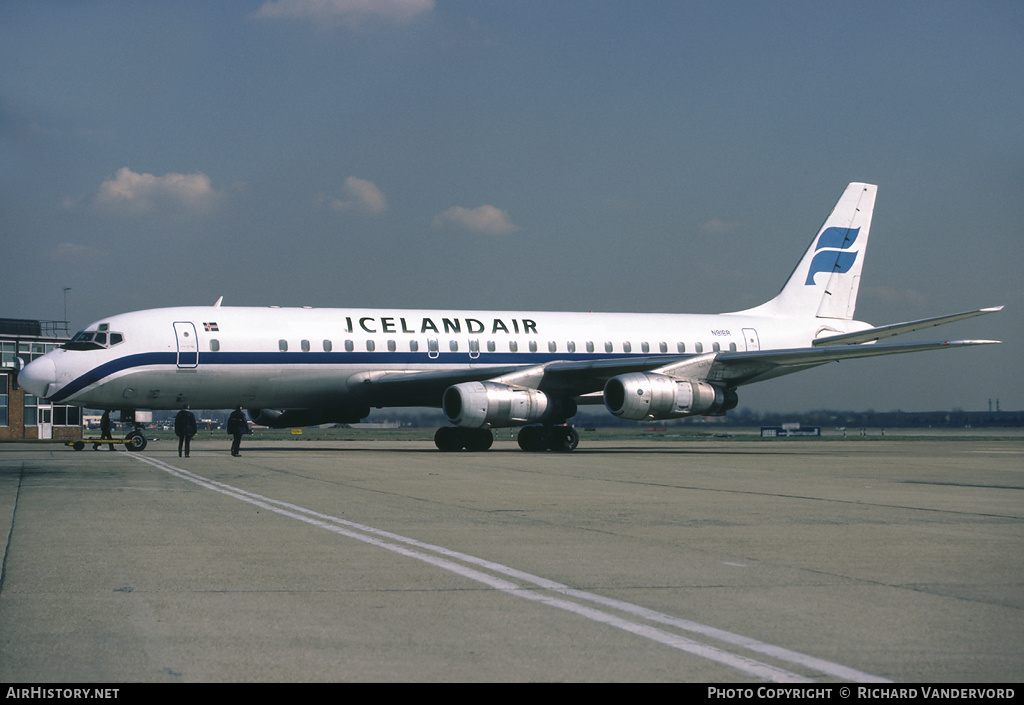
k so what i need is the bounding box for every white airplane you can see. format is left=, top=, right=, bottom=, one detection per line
left=20, top=182, right=1001, bottom=452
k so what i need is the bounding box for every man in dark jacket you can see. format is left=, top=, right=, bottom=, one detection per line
left=93, top=410, right=115, bottom=451
left=227, top=406, right=249, bottom=457
left=174, top=404, right=197, bottom=458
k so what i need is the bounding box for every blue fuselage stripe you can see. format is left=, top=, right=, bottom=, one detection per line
left=49, top=350, right=673, bottom=404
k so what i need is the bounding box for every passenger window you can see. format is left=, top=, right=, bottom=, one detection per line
left=712, top=342, right=721, bottom=352
left=279, top=340, right=288, bottom=352
left=623, top=342, right=632, bottom=353
left=427, top=340, right=438, bottom=354
left=548, top=341, right=557, bottom=353
left=366, top=340, right=375, bottom=351
left=509, top=341, right=518, bottom=352
left=529, top=341, right=537, bottom=352
left=301, top=339, right=310, bottom=352
left=323, top=340, right=332, bottom=352
left=410, top=340, right=419, bottom=352
left=659, top=342, right=668, bottom=353
left=586, top=341, right=595, bottom=353
left=677, top=342, right=686, bottom=353
left=210, top=339, right=220, bottom=352
left=486, top=341, right=496, bottom=352
left=605, top=342, right=613, bottom=353
left=567, top=341, right=576, bottom=353
left=729, top=342, right=737, bottom=351
left=695, top=342, right=703, bottom=353
left=387, top=340, right=396, bottom=352
left=449, top=340, right=459, bottom=352
left=345, top=340, right=354, bottom=352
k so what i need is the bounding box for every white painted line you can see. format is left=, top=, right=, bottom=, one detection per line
left=128, top=453, right=890, bottom=682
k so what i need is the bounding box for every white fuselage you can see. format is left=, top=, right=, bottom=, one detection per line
left=25, top=304, right=863, bottom=412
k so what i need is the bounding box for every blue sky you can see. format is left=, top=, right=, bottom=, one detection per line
left=2, top=1, right=1021, bottom=413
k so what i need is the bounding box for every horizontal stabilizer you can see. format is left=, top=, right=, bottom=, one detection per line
left=813, top=306, right=1003, bottom=346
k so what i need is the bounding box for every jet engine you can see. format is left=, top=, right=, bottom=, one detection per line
left=248, top=407, right=370, bottom=428
left=443, top=381, right=576, bottom=428
left=603, top=373, right=737, bottom=420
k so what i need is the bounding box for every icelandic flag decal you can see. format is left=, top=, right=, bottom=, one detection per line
left=203, top=322, right=219, bottom=332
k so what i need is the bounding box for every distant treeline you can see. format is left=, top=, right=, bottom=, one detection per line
left=717, top=408, right=1024, bottom=429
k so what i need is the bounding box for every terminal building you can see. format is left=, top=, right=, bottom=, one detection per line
left=0, top=318, right=83, bottom=441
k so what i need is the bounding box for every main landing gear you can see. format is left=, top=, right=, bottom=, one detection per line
left=433, top=425, right=579, bottom=452
left=434, top=426, right=494, bottom=452
left=516, top=424, right=579, bottom=452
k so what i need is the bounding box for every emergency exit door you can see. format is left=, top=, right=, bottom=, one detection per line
left=742, top=328, right=760, bottom=351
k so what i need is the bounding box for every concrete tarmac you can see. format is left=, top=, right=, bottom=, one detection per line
left=1, top=432, right=1021, bottom=683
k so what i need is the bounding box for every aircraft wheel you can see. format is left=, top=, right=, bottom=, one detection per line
left=517, top=426, right=548, bottom=452
left=124, top=430, right=147, bottom=452
left=550, top=426, right=579, bottom=452
left=434, top=426, right=463, bottom=452
left=73, top=441, right=85, bottom=451
left=462, top=428, right=493, bottom=452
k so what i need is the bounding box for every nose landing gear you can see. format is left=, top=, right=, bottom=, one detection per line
left=117, top=409, right=148, bottom=451
left=124, top=429, right=147, bottom=451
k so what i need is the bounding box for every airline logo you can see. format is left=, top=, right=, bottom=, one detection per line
left=805, top=226, right=860, bottom=285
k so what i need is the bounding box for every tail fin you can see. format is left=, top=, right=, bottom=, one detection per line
left=738, top=182, right=877, bottom=320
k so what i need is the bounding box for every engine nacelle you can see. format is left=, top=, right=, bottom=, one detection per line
left=443, top=381, right=576, bottom=428
left=603, top=373, right=737, bottom=420
left=249, top=407, right=370, bottom=428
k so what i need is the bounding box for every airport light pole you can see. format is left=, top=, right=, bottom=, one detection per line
left=63, top=287, right=72, bottom=335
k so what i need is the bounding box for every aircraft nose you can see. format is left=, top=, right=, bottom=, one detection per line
left=19, top=356, right=57, bottom=398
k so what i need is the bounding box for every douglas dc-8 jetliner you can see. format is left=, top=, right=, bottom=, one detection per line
left=20, top=183, right=1001, bottom=452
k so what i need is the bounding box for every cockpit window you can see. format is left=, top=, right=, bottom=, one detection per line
left=64, top=329, right=126, bottom=351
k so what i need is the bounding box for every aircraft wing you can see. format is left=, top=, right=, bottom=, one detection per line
left=352, top=339, right=1000, bottom=406
left=812, top=306, right=1003, bottom=346
left=349, top=356, right=679, bottom=405
left=699, top=339, right=1001, bottom=387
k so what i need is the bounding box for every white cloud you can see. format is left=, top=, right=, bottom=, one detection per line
left=432, top=205, right=519, bottom=236
left=329, top=176, right=387, bottom=214
left=700, top=218, right=743, bottom=236
left=254, top=0, right=434, bottom=23
left=95, top=167, right=222, bottom=214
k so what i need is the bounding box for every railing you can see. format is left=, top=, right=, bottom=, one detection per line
left=38, top=320, right=71, bottom=337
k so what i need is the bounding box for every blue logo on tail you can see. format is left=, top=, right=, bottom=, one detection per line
left=805, top=227, right=860, bottom=285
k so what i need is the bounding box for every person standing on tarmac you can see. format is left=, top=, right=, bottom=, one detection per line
left=227, top=406, right=249, bottom=457
left=93, top=410, right=115, bottom=451
left=174, top=404, right=197, bottom=458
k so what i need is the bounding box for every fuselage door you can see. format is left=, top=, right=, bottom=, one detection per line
left=174, top=321, right=199, bottom=368
left=742, top=328, right=760, bottom=352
